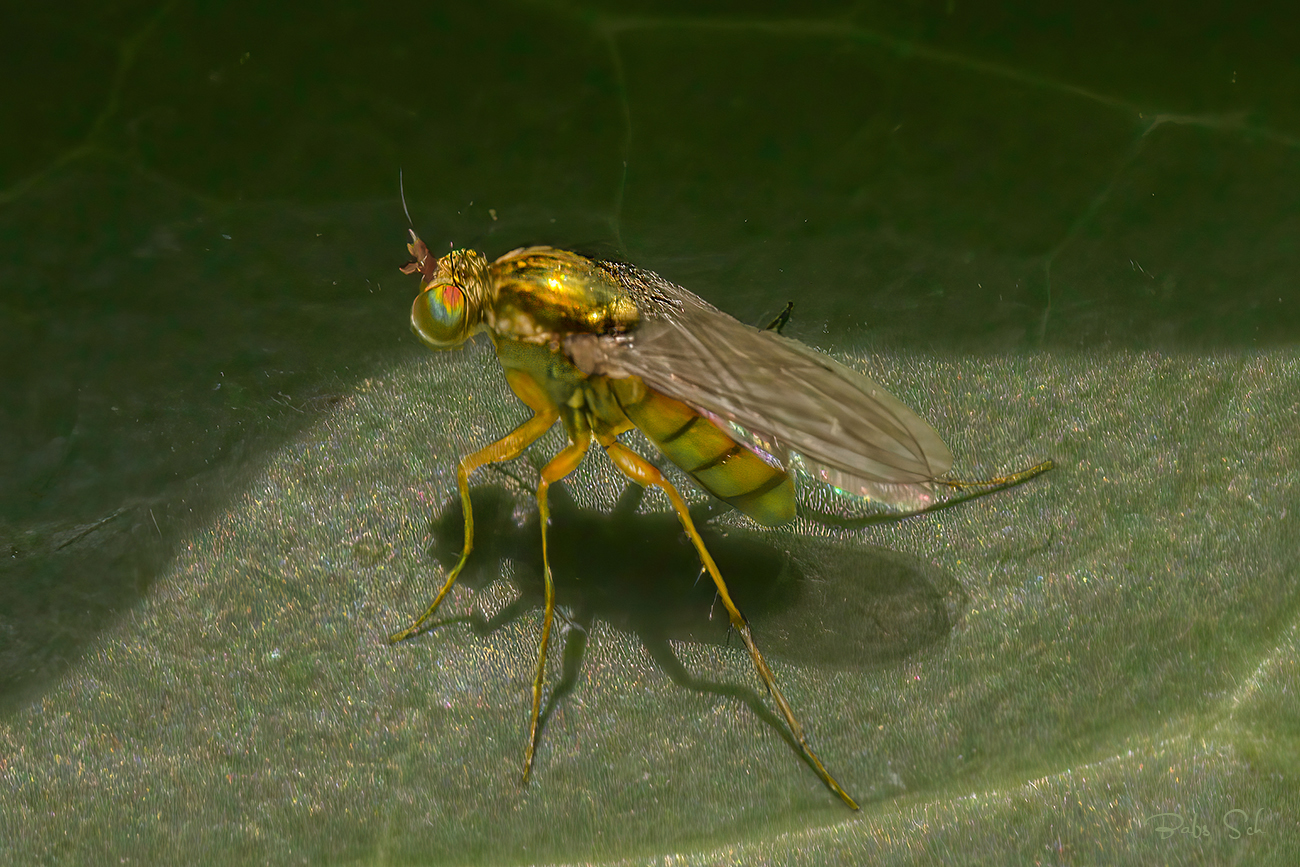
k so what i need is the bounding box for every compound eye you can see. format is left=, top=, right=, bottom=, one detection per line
left=411, top=283, right=469, bottom=347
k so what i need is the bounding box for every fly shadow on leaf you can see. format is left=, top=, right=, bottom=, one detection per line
left=399, top=474, right=967, bottom=766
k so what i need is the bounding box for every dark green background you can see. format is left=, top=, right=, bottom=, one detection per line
left=2, top=1, right=1298, bottom=864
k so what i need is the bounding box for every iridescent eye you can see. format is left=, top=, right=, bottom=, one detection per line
left=411, top=283, right=469, bottom=347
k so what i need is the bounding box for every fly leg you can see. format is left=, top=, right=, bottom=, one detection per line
left=597, top=434, right=860, bottom=811
left=938, top=459, right=1056, bottom=491
left=388, top=406, right=558, bottom=644
left=522, top=424, right=591, bottom=784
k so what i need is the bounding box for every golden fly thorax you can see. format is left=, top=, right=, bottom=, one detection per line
left=487, top=247, right=639, bottom=342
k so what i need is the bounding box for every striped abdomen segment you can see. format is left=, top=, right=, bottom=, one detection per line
left=610, top=377, right=795, bottom=527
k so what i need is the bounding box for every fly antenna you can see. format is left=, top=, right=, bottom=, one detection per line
left=399, top=168, right=414, bottom=228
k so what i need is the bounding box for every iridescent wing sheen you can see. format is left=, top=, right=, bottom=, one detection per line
left=565, top=261, right=954, bottom=510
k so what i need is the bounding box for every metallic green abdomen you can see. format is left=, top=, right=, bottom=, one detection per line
left=611, top=378, right=796, bottom=527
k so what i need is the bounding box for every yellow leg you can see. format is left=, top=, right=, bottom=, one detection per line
left=598, top=434, right=860, bottom=810
left=522, top=425, right=592, bottom=783
left=938, top=459, right=1056, bottom=491
left=388, top=407, right=557, bottom=644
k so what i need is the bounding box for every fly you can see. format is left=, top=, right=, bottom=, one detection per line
left=389, top=230, right=1053, bottom=809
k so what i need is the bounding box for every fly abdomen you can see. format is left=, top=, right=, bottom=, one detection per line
left=611, top=377, right=795, bottom=527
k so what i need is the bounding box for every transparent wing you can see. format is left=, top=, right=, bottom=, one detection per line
left=565, top=262, right=953, bottom=510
